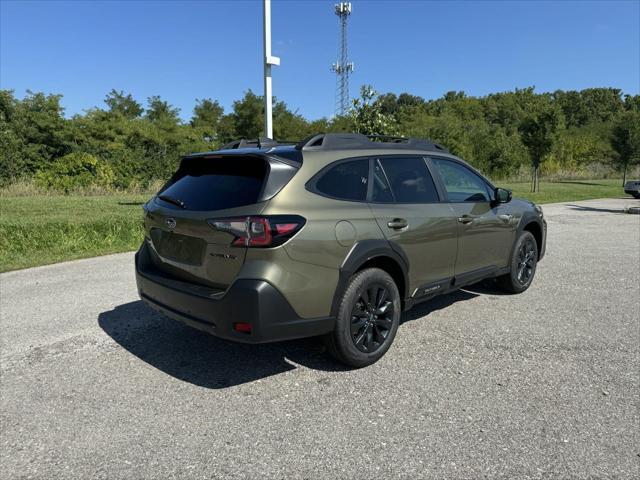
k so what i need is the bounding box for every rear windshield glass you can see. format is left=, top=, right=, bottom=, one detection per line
left=157, top=156, right=267, bottom=211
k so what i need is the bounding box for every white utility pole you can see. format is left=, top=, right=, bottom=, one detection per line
left=263, top=0, right=280, bottom=139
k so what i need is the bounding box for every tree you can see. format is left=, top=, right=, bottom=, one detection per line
left=471, top=126, right=527, bottom=178
left=554, top=88, right=624, bottom=128
left=401, top=110, right=473, bottom=159
left=519, top=107, right=563, bottom=192
left=104, top=89, right=143, bottom=119
left=610, top=111, right=640, bottom=186
left=2, top=90, right=69, bottom=180
left=483, top=87, right=542, bottom=133
left=548, top=125, right=612, bottom=174
left=1, top=86, right=637, bottom=190
left=190, top=98, right=224, bottom=143
left=623, top=94, right=640, bottom=112
left=145, top=96, right=180, bottom=125
left=326, top=114, right=354, bottom=133
left=579, top=88, right=624, bottom=124
left=230, top=89, right=263, bottom=139
left=216, top=114, right=238, bottom=145
left=217, top=90, right=317, bottom=143
left=349, top=85, right=398, bottom=137
left=377, top=93, right=399, bottom=116
left=0, top=90, right=22, bottom=184
left=273, top=103, right=315, bottom=141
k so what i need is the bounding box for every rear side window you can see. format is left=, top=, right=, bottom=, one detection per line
left=374, top=157, right=439, bottom=203
left=314, top=159, right=369, bottom=201
left=432, top=158, right=492, bottom=202
left=158, top=156, right=267, bottom=211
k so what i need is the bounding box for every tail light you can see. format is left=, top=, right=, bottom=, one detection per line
left=207, top=215, right=305, bottom=247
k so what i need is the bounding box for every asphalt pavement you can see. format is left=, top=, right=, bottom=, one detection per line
left=1, top=197, right=639, bottom=479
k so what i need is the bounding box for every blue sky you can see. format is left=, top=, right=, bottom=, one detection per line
left=1, top=0, right=639, bottom=121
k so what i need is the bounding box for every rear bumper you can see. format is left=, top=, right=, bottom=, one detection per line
left=135, top=243, right=335, bottom=343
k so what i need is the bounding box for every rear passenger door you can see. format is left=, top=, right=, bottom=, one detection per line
left=368, top=156, right=458, bottom=298
left=430, top=157, right=515, bottom=279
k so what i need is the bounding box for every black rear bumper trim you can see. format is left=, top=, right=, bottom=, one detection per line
left=140, top=292, right=216, bottom=329
left=135, top=243, right=335, bottom=344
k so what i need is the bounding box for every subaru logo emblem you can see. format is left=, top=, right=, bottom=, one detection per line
left=165, top=218, right=176, bottom=230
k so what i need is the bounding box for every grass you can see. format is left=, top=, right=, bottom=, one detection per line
left=0, top=179, right=628, bottom=272
left=501, top=178, right=625, bottom=204
left=0, top=194, right=148, bottom=272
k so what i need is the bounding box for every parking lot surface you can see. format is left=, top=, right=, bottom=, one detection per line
left=1, top=198, right=639, bottom=479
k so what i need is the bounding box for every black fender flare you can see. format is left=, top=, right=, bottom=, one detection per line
left=330, top=239, right=410, bottom=317
left=515, top=212, right=546, bottom=260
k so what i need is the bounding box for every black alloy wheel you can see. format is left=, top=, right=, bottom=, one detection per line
left=516, top=236, right=536, bottom=286
left=325, top=268, right=401, bottom=368
left=496, top=230, right=538, bottom=294
left=350, top=283, right=394, bottom=353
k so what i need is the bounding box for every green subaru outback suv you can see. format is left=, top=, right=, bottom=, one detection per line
left=136, top=133, right=546, bottom=367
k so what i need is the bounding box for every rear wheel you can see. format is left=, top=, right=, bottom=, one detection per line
left=496, top=231, right=538, bottom=294
left=325, top=268, right=401, bottom=368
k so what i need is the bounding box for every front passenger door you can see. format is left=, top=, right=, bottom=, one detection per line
left=430, top=158, right=515, bottom=279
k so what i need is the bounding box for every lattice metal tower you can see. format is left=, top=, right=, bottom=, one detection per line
left=331, top=2, right=354, bottom=116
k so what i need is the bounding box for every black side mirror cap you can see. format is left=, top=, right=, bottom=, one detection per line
left=495, top=187, right=512, bottom=204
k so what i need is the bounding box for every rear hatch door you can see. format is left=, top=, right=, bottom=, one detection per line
left=143, top=153, right=296, bottom=290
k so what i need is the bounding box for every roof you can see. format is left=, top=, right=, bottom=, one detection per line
left=183, top=133, right=449, bottom=164
left=297, top=133, right=449, bottom=153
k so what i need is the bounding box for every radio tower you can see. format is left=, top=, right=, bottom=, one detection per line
left=331, top=2, right=354, bottom=116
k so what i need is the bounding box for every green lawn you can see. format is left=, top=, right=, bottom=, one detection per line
left=502, top=178, right=624, bottom=204
left=0, top=194, right=148, bottom=272
left=0, top=179, right=627, bottom=272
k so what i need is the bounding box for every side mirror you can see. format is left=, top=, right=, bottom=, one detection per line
left=495, top=187, right=512, bottom=204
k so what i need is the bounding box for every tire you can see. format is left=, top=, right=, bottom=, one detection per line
left=632, top=193, right=640, bottom=199
left=496, top=231, right=539, bottom=294
left=325, top=268, right=401, bottom=368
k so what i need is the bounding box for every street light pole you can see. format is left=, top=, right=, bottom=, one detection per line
left=263, top=0, right=280, bottom=139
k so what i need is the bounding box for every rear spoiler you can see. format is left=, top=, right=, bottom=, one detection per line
left=182, top=147, right=302, bottom=168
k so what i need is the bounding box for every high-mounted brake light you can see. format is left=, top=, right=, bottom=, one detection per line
left=207, top=215, right=305, bottom=248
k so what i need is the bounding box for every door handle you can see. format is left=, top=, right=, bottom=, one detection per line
left=497, top=214, right=513, bottom=222
left=387, top=218, right=408, bottom=230
left=457, top=215, right=476, bottom=224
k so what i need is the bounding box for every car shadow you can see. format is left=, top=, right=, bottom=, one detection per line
left=98, top=301, right=344, bottom=389
left=401, top=288, right=480, bottom=324
left=99, top=288, right=481, bottom=389
left=463, top=278, right=513, bottom=296
left=566, top=204, right=628, bottom=214
left=554, top=181, right=606, bottom=186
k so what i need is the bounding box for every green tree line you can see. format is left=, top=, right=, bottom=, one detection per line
left=1, top=86, right=638, bottom=192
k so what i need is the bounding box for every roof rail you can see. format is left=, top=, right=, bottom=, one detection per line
left=296, top=133, right=448, bottom=153
left=219, top=137, right=296, bottom=150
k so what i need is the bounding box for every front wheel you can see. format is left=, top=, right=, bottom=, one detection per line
left=496, top=231, right=538, bottom=294
left=325, top=268, right=401, bottom=368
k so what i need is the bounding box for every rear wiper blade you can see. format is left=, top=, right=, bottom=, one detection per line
left=158, top=194, right=186, bottom=209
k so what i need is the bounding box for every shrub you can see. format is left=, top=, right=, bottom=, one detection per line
left=35, top=152, right=115, bottom=193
